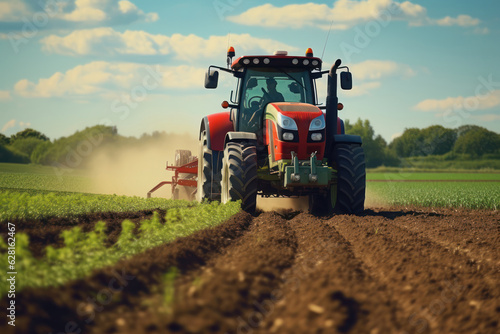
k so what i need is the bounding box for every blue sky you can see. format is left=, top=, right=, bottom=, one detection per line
left=0, top=0, right=499, bottom=143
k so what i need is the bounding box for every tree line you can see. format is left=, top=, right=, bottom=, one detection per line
left=1, top=122, right=499, bottom=169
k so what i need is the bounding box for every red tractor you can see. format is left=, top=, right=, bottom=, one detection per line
left=196, top=47, right=366, bottom=214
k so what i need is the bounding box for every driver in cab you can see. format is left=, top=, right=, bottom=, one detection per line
left=262, top=78, right=284, bottom=104
left=244, top=77, right=284, bottom=134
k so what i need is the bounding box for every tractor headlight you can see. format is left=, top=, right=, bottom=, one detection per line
left=311, top=133, right=323, bottom=141
left=309, top=115, right=325, bottom=131
left=277, top=113, right=298, bottom=130
left=283, top=132, right=295, bottom=141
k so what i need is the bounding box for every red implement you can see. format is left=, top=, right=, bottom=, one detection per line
left=147, top=159, right=198, bottom=199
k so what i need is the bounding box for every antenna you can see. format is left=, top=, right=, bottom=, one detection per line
left=321, top=19, right=334, bottom=60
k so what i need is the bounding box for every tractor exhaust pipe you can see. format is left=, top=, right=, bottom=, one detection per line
left=325, top=59, right=342, bottom=154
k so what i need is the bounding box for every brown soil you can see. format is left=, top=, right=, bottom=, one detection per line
left=1, top=207, right=499, bottom=334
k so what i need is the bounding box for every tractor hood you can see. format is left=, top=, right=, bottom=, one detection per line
left=265, top=102, right=326, bottom=161
left=265, top=102, right=323, bottom=128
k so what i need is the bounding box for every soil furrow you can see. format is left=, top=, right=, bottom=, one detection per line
left=89, top=212, right=297, bottom=333
left=331, top=213, right=500, bottom=334
left=255, top=212, right=407, bottom=334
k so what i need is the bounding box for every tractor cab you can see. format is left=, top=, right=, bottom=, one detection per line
left=206, top=50, right=324, bottom=138
left=237, top=67, right=315, bottom=135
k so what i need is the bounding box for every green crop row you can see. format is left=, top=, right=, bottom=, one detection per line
left=0, top=190, right=191, bottom=221
left=367, top=182, right=500, bottom=210
left=0, top=201, right=241, bottom=297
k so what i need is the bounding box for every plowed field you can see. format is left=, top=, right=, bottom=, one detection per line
left=1, top=207, right=499, bottom=334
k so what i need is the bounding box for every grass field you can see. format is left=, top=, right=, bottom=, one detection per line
left=367, top=172, right=500, bottom=181
left=367, top=182, right=500, bottom=210
left=0, top=163, right=92, bottom=193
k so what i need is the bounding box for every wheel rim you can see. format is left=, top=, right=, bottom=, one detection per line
left=221, top=155, right=229, bottom=203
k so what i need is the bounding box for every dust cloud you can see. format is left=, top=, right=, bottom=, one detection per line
left=257, top=196, right=309, bottom=212
left=86, top=133, right=198, bottom=198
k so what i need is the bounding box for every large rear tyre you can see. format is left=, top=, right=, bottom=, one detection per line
left=221, top=141, right=258, bottom=213
left=334, top=144, right=366, bottom=214
left=196, top=131, right=221, bottom=202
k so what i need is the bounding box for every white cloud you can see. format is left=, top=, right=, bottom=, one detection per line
left=350, top=60, right=415, bottom=81
left=414, top=90, right=500, bottom=112
left=13, top=61, right=208, bottom=98
left=0, top=1, right=29, bottom=21
left=1, top=119, right=31, bottom=133
left=434, top=15, right=480, bottom=27
left=473, top=27, right=490, bottom=35
left=227, top=0, right=481, bottom=31
left=1, top=119, right=16, bottom=132
left=317, top=59, right=414, bottom=98
left=0, top=0, right=157, bottom=31
left=344, top=81, right=381, bottom=97
left=41, top=29, right=297, bottom=60
left=0, top=90, right=11, bottom=100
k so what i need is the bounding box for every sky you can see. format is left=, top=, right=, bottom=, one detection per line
left=0, top=0, right=499, bottom=143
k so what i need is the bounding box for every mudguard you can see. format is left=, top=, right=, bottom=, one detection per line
left=332, top=134, right=362, bottom=145
left=225, top=132, right=258, bottom=143
left=199, top=112, right=234, bottom=151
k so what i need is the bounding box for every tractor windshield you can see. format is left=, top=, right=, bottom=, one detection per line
left=238, top=68, right=314, bottom=133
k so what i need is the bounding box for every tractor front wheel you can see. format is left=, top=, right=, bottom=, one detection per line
left=334, top=143, right=366, bottom=214
left=221, top=141, right=258, bottom=213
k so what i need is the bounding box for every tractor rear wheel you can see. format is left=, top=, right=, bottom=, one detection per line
left=196, top=131, right=221, bottom=202
left=333, top=143, right=366, bottom=214
left=221, top=141, right=258, bottom=213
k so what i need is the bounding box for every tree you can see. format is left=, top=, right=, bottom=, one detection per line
left=453, top=127, right=500, bottom=157
left=10, top=128, right=49, bottom=142
left=8, top=138, right=47, bottom=159
left=420, top=125, right=457, bottom=156
left=389, top=128, right=424, bottom=157
left=390, top=126, right=457, bottom=157
left=0, top=133, right=9, bottom=145
left=345, top=119, right=399, bottom=167
left=0, top=144, right=30, bottom=163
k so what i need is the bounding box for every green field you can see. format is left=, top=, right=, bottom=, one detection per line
left=0, top=201, right=241, bottom=297
left=367, top=182, right=500, bottom=210
left=367, top=172, right=500, bottom=181
left=0, top=190, right=194, bottom=221
left=0, top=163, right=92, bottom=193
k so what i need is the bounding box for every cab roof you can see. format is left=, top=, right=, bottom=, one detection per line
left=231, top=55, right=322, bottom=71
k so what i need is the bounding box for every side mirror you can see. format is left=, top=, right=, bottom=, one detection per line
left=340, top=71, right=352, bottom=90
left=205, top=70, right=219, bottom=89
